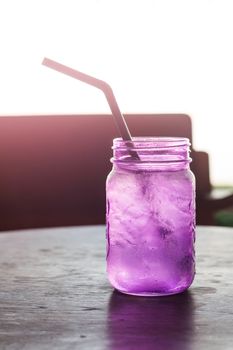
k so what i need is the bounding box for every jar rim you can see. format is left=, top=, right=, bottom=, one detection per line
left=114, top=136, right=189, bottom=142
left=113, top=137, right=190, bottom=149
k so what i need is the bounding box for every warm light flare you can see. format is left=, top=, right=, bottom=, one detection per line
left=0, top=0, right=232, bottom=185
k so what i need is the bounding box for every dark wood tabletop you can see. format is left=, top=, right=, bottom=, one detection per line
left=0, top=225, right=233, bottom=350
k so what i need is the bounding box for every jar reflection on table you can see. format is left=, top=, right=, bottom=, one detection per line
left=107, top=290, right=195, bottom=350
left=106, top=137, right=196, bottom=296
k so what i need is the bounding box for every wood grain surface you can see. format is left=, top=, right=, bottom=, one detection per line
left=0, top=225, right=233, bottom=350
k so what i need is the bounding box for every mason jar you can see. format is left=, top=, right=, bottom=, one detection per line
left=106, top=137, right=196, bottom=296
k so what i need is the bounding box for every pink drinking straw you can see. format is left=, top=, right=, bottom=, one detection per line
left=42, top=58, right=139, bottom=159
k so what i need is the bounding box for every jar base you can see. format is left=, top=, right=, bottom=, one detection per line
left=115, top=287, right=189, bottom=297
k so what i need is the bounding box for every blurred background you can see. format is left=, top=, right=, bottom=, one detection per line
left=0, top=0, right=232, bottom=186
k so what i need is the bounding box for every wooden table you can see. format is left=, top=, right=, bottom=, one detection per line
left=0, top=226, right=232, bottom=350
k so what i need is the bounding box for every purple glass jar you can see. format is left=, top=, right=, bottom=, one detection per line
left=106, top=137, right=196, bottom=296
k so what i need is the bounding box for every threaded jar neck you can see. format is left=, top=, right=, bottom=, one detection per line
left=111, top=137, right=192, bottom=171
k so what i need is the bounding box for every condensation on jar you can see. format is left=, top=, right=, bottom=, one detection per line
left=106, top=137, right=196, bottom=297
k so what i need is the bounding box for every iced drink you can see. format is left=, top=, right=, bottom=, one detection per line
left=106, top=137, right=195, bottom=296
left=41, top=59, right=195, bottom=296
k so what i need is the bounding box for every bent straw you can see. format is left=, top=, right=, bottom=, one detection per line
left=42, top=58, right=139, bottom=160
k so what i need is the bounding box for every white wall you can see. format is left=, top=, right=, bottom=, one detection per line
left=0, top=0, right=233, bottom=185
